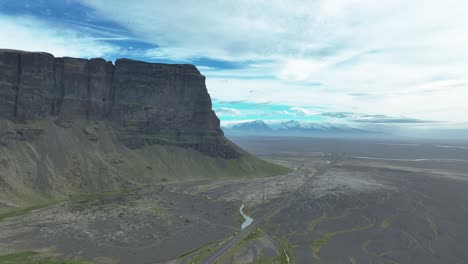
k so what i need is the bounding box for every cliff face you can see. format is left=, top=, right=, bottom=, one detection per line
left=0, top=49, right=235, bottom=158
left=0, top=49, right=289, bottom=207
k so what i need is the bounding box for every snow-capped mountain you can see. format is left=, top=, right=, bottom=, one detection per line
left=224, top=120, right=372, bottom=137
left=232, top=120, right=273, bottom=132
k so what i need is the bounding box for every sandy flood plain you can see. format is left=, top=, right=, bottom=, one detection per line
left=1, top=144, right=468, bottom=263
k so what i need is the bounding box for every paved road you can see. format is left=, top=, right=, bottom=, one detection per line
left=200, top=155, right=342, bottom=264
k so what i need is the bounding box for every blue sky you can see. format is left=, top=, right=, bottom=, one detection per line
left=1, top=0, right=467, bottom=132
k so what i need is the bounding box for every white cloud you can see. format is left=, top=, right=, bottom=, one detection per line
left=273, top=110, right=291, bottom=115
left=278, top=59, right=325, bottom=82
left=206, top=76, right=468, bottom=123
left=289, top=107, right=318, bottom=116
left=196, top=65, right=216, bottom=71
left=0, top=15, right=118, bottom=58
left=24, top=0, right=468, bottom=122
left=213, top=107, right=241, bottom=116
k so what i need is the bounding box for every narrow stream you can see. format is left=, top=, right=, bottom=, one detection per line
left=282, top=246, right=291, bottom=264
left=239, top=203, right=253, bottom=230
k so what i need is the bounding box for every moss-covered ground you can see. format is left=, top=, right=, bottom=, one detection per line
left=0, top=251, right=93, bottom=264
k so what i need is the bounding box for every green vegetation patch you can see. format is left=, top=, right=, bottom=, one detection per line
left=176, top=233, right=238, bottom=263
left=312, top=219, right=375, bottom=259
left=0, top=203, right=51, bottom=222
left=253, top=255, right=291, bottom=264
left=277, top=238, right=294, bottom=264
left=150, top=204, right=165, bottom=215
left=307, top=211, right=349, bottom=232
left=401, top=230, right=418, bottom=249
left=67, top=189, right=137, bottom=211
left=380, top=217, right=392, bottom=229
left=257, top=235, right=294, bottom=264
left=0, top=251, right=92, bottom=264
left=245, top=228, right=264, bottom=241
left=261, top=223, right=281, bottom=234
left=176, top=240, right=223, bottom=264
left=234, top=210, right=245, bottom=226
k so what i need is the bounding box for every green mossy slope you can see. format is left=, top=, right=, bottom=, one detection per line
left=0, top=119, right=289, bottom=208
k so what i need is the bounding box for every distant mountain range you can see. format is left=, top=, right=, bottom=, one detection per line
left=231, top=120, right=274, bottom=132
left=224, top=120, right=373, bottom=137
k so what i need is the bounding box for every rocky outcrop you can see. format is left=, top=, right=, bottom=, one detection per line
left=0, top=49, right=236, bottom=158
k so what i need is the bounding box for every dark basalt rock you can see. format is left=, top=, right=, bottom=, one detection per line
left=0, top=49, right=237, bottom=158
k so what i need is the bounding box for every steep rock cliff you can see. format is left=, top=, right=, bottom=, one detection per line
left=0, top=49, right=234, bottom=158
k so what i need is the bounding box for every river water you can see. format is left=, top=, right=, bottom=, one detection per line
left=239, top=203, right=253, bottom=230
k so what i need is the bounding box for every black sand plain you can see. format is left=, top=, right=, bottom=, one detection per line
left=1, top=137, right=468, bottom=264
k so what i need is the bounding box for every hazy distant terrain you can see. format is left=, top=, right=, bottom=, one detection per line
left=227, top=136, right=468, bottom=263
left=232, top=136, right=468, bottom=161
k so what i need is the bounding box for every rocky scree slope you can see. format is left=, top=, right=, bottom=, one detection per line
left=0, top=49, right=287, bottom=207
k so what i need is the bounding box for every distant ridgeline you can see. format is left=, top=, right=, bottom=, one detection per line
left=0, top=49, right=287, bottom=207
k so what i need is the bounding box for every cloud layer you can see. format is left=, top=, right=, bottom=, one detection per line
left=1, top=0, right=467, bottom=132
left=0, top=14, right=118, bottom=58
left=79, top=0, right=468, bottom=122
